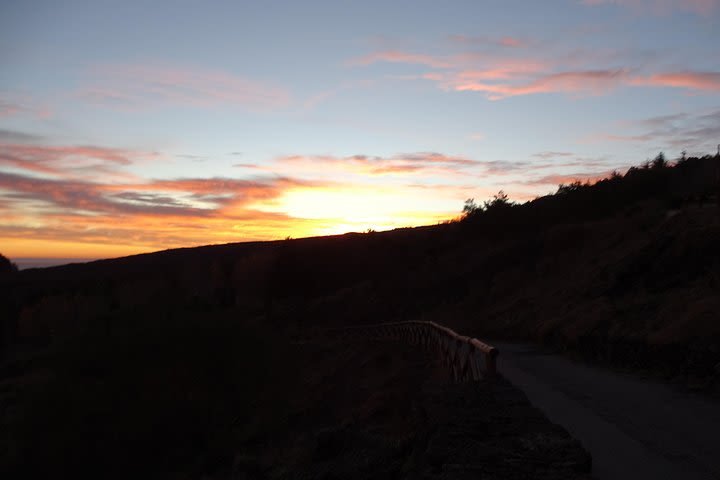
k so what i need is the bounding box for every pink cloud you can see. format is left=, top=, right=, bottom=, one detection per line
left=631, top=72, right=720, bottom=91
left=351, top=40, right=720, bottom=100
left=80, top=64, right=291, bottom=111
left=449, top=69, right=720, bottom=99
left=250, top=151, right=619, bottom=183
left=347, top=44, right=637, bottom=100
left=0, top=170, right=307, bottom=220
left=0, top=171, right=324, bottom=251
left=499, top=36, right=525, bottom=47
left=105, top=176, right=310, bottom=201
left=450, top=59, right=549, bottom=81
left=455, top=69, right=628, bottom=99
left=0, top=143, right=159, bottom=179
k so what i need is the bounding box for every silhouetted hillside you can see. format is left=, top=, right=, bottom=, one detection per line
left=2, top=154, right=719, bottom=364
left=1, top=152, right=718, bottom=476
left=2, top=154, right=719, bottom=357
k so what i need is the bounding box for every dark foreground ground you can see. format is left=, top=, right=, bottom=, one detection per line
left=497, top=342, right=720, bottom=480
left=0, top=319, right=590, bottom=479
left=258, top=339, right=591, bottom=480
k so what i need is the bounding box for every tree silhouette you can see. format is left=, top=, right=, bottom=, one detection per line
left=483, top=190, right=512, bottom=210
left=557, top=181, right=585, bottom=195
left=462, top=198, right=480, bottom=217
left=651, top=152, right=668, bottom=170
left=461, top=151, right=720, bottom=230
left=0, top=253, right=17, bottom=275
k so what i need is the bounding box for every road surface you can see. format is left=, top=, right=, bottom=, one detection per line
left=496, top=342, right=720, bottom=480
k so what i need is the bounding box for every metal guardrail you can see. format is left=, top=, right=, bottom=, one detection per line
left=323, top=321, right=498, bottom=381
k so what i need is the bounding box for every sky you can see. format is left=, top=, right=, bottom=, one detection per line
left=1, top=0, right=719, bottom=265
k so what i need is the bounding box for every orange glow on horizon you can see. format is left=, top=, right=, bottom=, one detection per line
left=0, top=237, right=157, bottom=260
left=1, top=208, right=456, bottom=260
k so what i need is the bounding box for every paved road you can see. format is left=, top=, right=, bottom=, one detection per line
left=496, top=343, right=720, bottom=480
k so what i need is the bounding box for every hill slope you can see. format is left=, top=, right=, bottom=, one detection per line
left=1, top=154, right=719, bottom=377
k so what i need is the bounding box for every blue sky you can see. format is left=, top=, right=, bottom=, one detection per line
left=1, top=0, right=719, bottom=260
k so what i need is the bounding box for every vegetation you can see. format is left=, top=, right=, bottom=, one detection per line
left=463, top=190, right=513, bottom=219
left=457, top=152, right=718, bottom=236
left=0, top=254, right=17, bottom=276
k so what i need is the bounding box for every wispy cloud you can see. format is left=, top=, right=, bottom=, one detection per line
left=0, top=141, right=160, bottom=179
left=0, top=133, right=638, bottom=257
left=79, top=64, right=291, bottom=111
left=273, top=152, right=483, bottom=178
left=348, top=42, right=637, bottom=100
left=345, top=51, right=453, bottom=68
left=0, top=164, right=466, bottom=254
left=105, top=176, right=310, bottom=203
left=479, top=156, right=616, bottom=176
left=0, top=101, right=24, bottom=117
left=239, top=150, right=619, bottom=183
left=448, top=34, right=529, bottom=48
left=0, top=167, right=315, bottom=232
left=532, top=151, right=575, bottom=159
left=0, top=94, right=52, bottom=118
left=348, top=35, right=720, bottom=100
left=0, top=171, right=200, bottom=217
left=454, top=69, right=628, bottom=100
left=631, top=72, right=720, bottom=91
left=1, top=138, right=473, bottom=254
left=580, top=0, right=720, bottom=15
left=592, top=108, right=720, bottom=149
left=0, top=129, right=45, bottom=143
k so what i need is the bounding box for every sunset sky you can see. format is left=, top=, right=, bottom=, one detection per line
left=1, top=0, right=719, bottom=266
